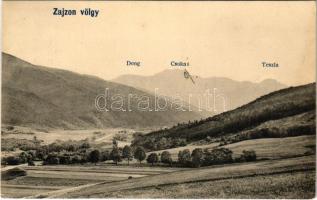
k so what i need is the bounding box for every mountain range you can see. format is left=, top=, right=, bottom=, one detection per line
left=113, top=70, right=287, bottom=114
left=2, top=52, right=293, bottom=131
left=2, top=53, right=202, bottom=129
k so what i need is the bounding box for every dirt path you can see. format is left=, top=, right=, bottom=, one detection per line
left=28, top=182, right=104, bottom=198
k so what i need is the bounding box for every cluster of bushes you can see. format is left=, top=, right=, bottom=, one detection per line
left=144, top=148, right=256, bottom=168
left=46, top=139, right=91, bottom=152
left=3, top=151, right=36, bottom=166
left=1, top=137, right=41, bottom=151
left=43, top=150, right=107, bottom=165
left=133, top=136, right=187, bottom=151
left=219, top=121, right=315, bottom=146
left=176, top=148, right=233, bottom=167
left=113, top=133, right=128, bottom=142
left=2, top=135, right=256, bottom=169
left=236, top=150, right=257, bottom=162
left=2, top=139, right=93, bottom=166
left=177, top=148, right=256, bottom=168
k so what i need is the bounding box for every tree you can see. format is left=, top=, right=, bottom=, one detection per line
left=35, top=147, right=48, bottom=160
left=204, top=148, right=233, bottom=165
left=19, top=152, right=28, bottom=163
left=44, top=154, right=59, bottom=165
left=71, top=155, right=82, bottom=164
left=191, top=148, right=203, bottom=168
left=68, top=145, right=75, bottom=152
left=161, top=151, right=172, bottom=166
left=146, top=153, right=158, bottom=166
left=100, top=150, right=110, bottom=162
left=59, top=155, right=71, bottom=164
left=134, top=146, right=146, bottom=164
left=178, top=149, right=191, bottom=166
left=122, top=145, right=133, bottom=165
left=89, top=150, right=100, bottom=165
left=80, top=141, right=90, bottom=149
left=28, top=160, right=35, bottom=166
left=80, top=155, right=88, bottom=164
left=110, top=147, right=122, bottom=165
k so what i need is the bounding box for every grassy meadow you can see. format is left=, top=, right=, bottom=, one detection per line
left=1, top=127, right=315, bottom=198
left=2, top=155, right=314, bottom=198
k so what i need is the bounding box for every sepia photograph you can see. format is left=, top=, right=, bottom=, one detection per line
left=1, top=1, right=316, bottom=199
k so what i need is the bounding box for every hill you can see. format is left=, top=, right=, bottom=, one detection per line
left=132, top=83, right=316, bottom=151
left=113, top=69, right=287, bottom=114
left=1, top=53, right=202, bottom=129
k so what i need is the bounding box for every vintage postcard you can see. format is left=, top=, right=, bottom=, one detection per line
left=1, top=0, right=316, bottom=199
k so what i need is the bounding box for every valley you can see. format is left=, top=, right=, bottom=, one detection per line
left=1, top=53, right=315, bottom=199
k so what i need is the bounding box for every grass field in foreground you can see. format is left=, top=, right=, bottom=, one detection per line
left=41, top=155, right=315, bottom=198
left=107, top=170, right=315, bottom=199
left=1, top=164, right=179, bottom=198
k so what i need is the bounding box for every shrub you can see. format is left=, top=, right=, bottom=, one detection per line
left=44, top=154, right=60, bottom=165
left=1, top=138, right=40, bottom=152
left=241, top=150, right=257, bottom=162
left=28, top=160, right=35, bottom=166
left=59, top=155, right=71, bottom=164
left=80, top=142, right=90, bottom=149
left=113, top=133, right=128, bottom=142
left=6, top=156, right=21, bottom=165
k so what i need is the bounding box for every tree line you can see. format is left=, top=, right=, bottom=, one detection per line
left=2, top=137, right=256, bottom=168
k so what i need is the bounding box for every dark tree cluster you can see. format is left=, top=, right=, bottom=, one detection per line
left=177, top=147, right=256, bottom=168
left=133, top=136, right=187, bottom=151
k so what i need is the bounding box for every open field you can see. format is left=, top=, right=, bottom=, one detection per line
left=224, top=135, right=315, bottom=159
left=1, top=128, right=133, bottom=145
left=1, top=125, right=155, bottom=146
left=107, top=170, right=315, bottom=199
left=149, top=135, right=315, bottom=160
left=1, top=184, right=64, bottom=198
left=1, top=164, right=180, bottom=198
left=33, top=155, right=315, bottom=198
left=1, top=135, right=315, bottom=198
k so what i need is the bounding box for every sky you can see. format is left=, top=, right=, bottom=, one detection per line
left=2, top=1, right=316, bottom=86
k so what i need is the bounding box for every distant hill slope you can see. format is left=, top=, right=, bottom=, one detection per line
left=113, top=69, right=287, bottom=114
left=2, top=53, right=202, bottom=129
left=132, top=83, right=316, bottom=151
